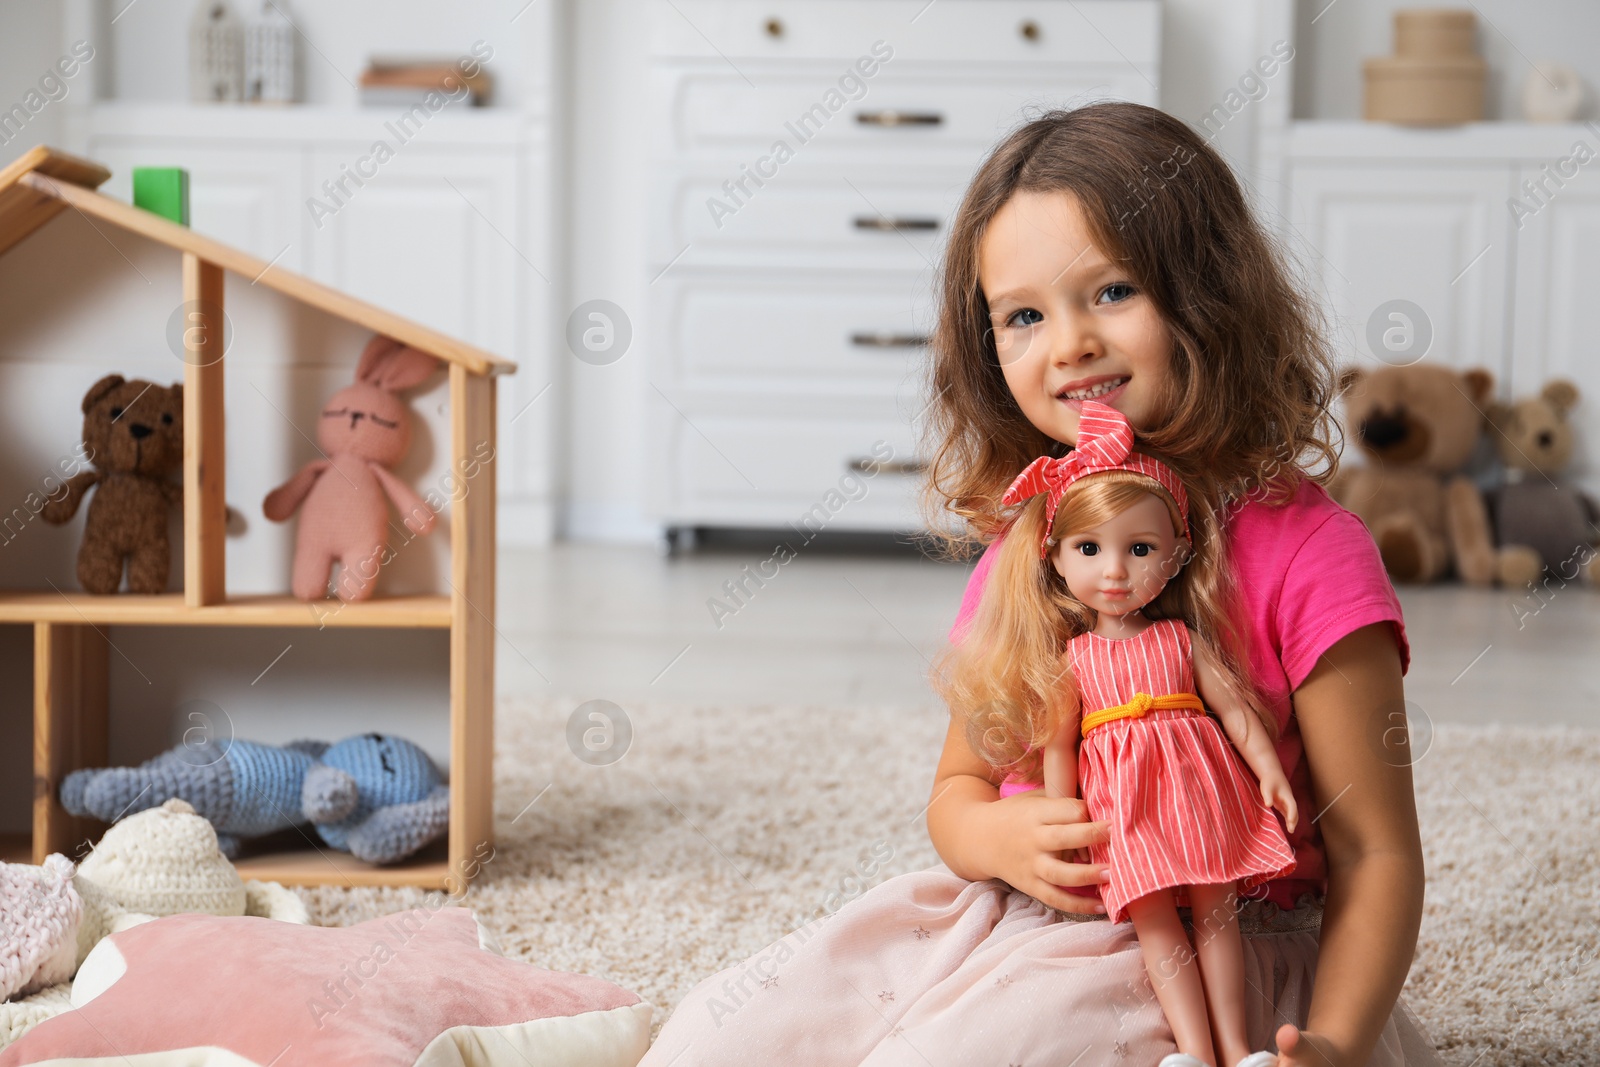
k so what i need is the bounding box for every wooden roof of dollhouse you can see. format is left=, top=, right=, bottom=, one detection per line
left=0, top=146, right=514, bottom=377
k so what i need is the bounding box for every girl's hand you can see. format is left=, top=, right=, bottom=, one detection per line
left=1260, top=777, right=1298, bottom=834
left=978, top=790, right=1112, bottom=915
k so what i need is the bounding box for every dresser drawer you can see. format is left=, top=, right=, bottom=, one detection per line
left=652, top=167, right=963, bottom=271
left=651, top=67, right=1148, bottom=162
left=651, top=0, right=1161, bottom=68
left=661, top=414, right=926, bottom=530
left=652, top=272, right=933, bottom=392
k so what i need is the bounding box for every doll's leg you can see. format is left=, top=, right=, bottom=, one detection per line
left=1186, top=882, right=1253, bottom=1067
left=1125, top=887, right=1217, bottom=1067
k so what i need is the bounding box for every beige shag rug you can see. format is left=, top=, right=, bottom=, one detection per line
left=294, top=699, right=1599, bottom=1065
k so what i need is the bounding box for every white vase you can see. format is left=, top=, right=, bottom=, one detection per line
left=244, top=0, right=298, bottom=104
left=189, top=0, right=243, bottom=103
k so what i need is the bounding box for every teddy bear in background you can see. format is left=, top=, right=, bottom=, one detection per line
left=1329, top=363, right=1498, bottom=584
left=60, top=733, right=451, bottom=865
left=40, top=375, right=184, bottom=594
left=1480, top=378, right=1600, bottom=587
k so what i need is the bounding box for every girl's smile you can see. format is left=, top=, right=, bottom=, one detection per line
left=978, top=189, right=1173, bottom=446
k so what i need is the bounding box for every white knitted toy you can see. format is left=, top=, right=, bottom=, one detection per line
left=0, top=853, right=82, bottom=1002
left=0, top=798, right=308, bottom=1049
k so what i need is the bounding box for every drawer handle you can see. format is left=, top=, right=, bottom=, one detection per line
left=764, top=16, right=783, bottom=38
left=856, top=110, right=943, bottom=127
left=848, top=456, right=927, bottom=475
left=1020, top=19, right=1041, bottom=42
left=854, top=215, right=940, bottom=232
left=850, top=332, right=930, bottom=348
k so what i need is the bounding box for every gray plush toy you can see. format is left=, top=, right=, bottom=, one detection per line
left=1483, top=379, right=1600, bottom=588
left=60, top=733, right=450, bottom=865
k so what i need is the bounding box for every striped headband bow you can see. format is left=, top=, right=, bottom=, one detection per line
left=1000, top=400, right=1192, bottom=558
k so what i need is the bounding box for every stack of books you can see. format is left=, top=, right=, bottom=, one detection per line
left=359, top=57, right=493, bottom=108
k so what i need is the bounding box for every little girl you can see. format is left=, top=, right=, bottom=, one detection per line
left=638, top=102, right=1444, bottom=1067
left=951, top=397, right=1301, bottom=1067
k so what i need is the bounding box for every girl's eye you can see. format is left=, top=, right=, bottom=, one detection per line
left=1132, top=543, right=1153, bottom=557
left=1005, top=308, right=1044, bottom=328
left=1099, top=283, right=1136, bottom=305
left=1076, top=542, right=1099, bottom=557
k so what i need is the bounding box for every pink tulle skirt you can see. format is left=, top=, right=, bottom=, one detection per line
left=637, top=863, right=1445, bottom=1067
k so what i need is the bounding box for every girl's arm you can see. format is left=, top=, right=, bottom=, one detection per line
left=1190, top=629, right=1297, bottom=831
left=927, top=711, right=1111, bottom=914
left=1275, top=621, right=1426, bottom=1067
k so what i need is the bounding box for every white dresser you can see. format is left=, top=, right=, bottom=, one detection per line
left=645, top=0, right=1161, bottom=544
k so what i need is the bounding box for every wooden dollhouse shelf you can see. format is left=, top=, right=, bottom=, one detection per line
left=231, top=834, right=452, bottom=889
left=0, top=592, right=452, bottom=628
left=0, top=833, right=31, bottom=864
left=5, top=146, right=507, bottom=890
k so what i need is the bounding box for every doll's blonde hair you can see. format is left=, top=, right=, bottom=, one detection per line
left=934, top=470, right=1278, bottom=785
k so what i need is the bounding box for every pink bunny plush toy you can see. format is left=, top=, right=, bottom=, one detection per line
left=263, top=335, right=441, bottom=601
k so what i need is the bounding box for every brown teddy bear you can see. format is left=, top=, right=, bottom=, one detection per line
left=1479, top=378, right=1600, bottom=588
left=41, top=375, right=184, bottom=594
left=1329, top=363, right=1497, bottom=584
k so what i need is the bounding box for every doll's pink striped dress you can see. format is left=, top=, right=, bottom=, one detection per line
left=1065, top=617, right=1296, bottom=924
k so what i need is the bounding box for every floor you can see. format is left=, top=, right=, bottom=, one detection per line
left=496, top=540, right=1599, bottom=728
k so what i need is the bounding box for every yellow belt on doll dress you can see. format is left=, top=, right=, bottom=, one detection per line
left=1080, top=691, right=1206, bottom=738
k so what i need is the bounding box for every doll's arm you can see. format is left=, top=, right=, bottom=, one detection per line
left=39, top=470, right=102, bottom=525
left=1190, top=628, right=1297, bottom=832
left=1273, top=622, right=1424, bottom=1067
left=1041, top=723, right=1079, bottom=801
left=370, top=464, right=437, bottom=536
left=263, top=460, right=331, bottom=522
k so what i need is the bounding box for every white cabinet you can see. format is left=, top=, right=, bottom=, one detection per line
left=81, top=105, right=555, bottom=541
left=1277, top=122, right=1600, bottom=498
left=1510, top=154, right=1600, bottom=487
left=90, top=142, right=306, bottom=270
left=305, top=146, right=521, bottom=359
left=646, top=0, right=1162, bottom=538
left=1285, top=162, right=1514, bottom=383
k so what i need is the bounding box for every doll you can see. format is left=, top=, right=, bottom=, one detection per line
left=972, top=401, right=1298, bottom=1067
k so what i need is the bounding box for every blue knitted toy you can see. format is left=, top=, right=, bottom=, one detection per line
left=60, top=733, right=449, bottom=865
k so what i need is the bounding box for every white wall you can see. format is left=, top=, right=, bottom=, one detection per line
left=0, top=0, right=70, bottom=169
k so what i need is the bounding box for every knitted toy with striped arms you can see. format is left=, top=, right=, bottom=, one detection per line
left=59, top=733, right=449, bottom=865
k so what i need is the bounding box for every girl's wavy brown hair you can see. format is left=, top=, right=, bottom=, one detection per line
left=924, top=102, right=1342, bottom=779
left=935, top=469, right=1280, bottom=785
left=920, top=101, right=1344, bottom=547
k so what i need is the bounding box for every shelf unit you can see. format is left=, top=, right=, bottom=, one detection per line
left=0, top=145, right=514, bottom=890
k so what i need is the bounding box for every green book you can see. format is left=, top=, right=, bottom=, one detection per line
left=131, top=167, right=190, bottom=226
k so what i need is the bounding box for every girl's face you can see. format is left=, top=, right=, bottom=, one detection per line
left=1050, top=494, right=1189, bottom=617
left=979, top=189, right=1175, bottom=447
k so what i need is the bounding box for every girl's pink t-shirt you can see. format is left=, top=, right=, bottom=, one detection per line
left=949, top=477, right=1410, bottom=911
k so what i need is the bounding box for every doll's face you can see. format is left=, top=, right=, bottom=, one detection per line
left=979, top=189, right=1175, bottom=447
left=1050, top=493, right=1190, bottom=617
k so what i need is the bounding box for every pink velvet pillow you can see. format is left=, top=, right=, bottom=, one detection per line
left=0, top=908, right=651, bottom=1066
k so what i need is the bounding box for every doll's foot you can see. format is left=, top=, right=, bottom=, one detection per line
left=1158, top=1055, right=1208, bottom=1067
left=1236, top=1053, right=1278, bottom=1067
